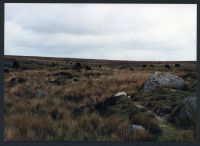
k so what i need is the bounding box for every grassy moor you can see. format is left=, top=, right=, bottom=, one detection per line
left=4, top=55, right=196, bottom=141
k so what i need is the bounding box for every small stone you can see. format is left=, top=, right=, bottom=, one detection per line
left=114, top=92, right=127, bottom=97
left=130, top=124, right=145, bottom=132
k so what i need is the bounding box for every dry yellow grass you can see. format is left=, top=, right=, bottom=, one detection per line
left=4, top=57, right=196, bottom=141
left=4, top=67, right=152, bottom=141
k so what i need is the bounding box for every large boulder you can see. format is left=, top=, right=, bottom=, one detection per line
left=167, top=96, right=196, bottom=128
left=141, top=72, right=185, bottom=92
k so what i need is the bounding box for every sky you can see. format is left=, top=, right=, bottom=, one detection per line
left=5, top=4, right=197, bottom=61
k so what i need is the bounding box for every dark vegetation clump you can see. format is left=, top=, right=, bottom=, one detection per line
left=150, top=65, right=155, bottom=68
left=175, top=64, right=181, bottom=67
left=142, top=65, right=147, bottom=68
left=84, top=65, right=92, bottom=71
left=49, top=72, right=75, bottom=85
left=12, top=61, right=19, bottom=69
left=9, top=77, right=26, bottom=87
left=129, top=113, right=162, bottom=135
left=165, top=64, right=170, bottom=69
left=50, top=109, right=63, bottom=120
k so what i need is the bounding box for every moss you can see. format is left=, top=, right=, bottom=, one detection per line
left=129, top=113, right=162, bottom=135
left=137, top=88, right=193, bottom=117
left=157, top=124, right=195, bottom=142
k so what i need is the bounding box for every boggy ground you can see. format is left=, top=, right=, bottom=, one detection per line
left=4, top=55, right=197, bottom=141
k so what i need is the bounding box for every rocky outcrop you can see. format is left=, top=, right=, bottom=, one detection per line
left=141, top=72, right=185, bottom=93
left=167, top=96, right=196, bottom=128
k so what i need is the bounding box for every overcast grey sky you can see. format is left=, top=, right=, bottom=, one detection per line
left=5, top=4, right=197, bottom=61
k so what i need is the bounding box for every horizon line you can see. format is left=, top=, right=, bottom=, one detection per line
left=4, top=54, right=196, bottom=62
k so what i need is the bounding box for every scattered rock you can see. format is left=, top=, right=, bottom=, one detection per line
left=169, top=89, right=177, bottom=92
left=167, top=96, right=196, bottom=128
left=114, top=92, right=127, bottom=97
left=129, top=124, right=146, bottom=132
left=141, top=72, right=185, bottom=93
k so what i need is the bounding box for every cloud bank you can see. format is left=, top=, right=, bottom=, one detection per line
left=5, top=4, right=197, bottom=61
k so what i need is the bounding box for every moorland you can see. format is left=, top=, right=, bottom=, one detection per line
left=4, top=55, right=197, bottom=141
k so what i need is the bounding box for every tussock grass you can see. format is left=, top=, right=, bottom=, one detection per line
left=4, top=57, right=196, bottom=141
left=129, top=113, right=162, bottom=135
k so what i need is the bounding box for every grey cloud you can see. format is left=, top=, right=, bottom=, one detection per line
left=5, top=4, right=197, bottom=61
